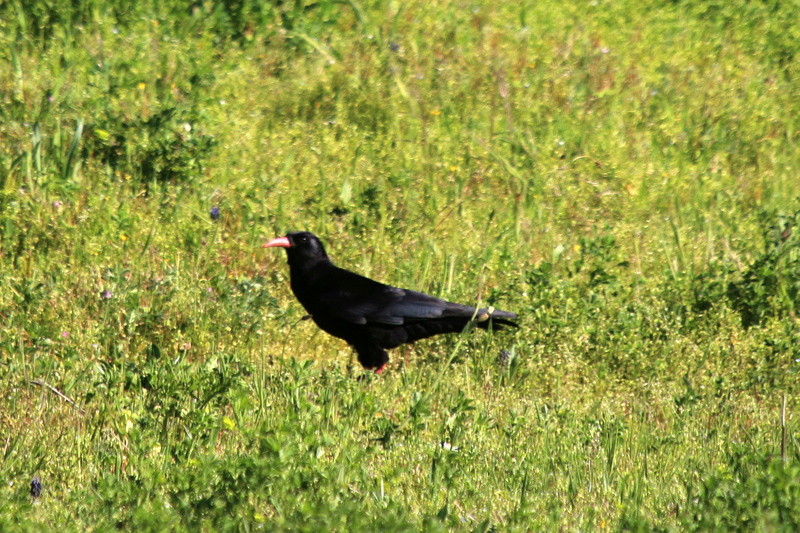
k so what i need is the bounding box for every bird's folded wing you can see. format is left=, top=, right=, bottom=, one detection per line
left=312, top=268, right=457, bottom=326
left=313, top=266, right=515, bottom=326
left=370, top=289, right=454, bottom=324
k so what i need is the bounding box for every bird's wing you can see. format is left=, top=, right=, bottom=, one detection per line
left=311, top=267, right=466, bottom=326
left=369, top=289, right=457, bottom=325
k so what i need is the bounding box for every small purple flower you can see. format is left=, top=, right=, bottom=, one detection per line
left=497, top=349, right=511, bottom=367
left=388, top=42, right=400, bottom=52
left=30, top=477, right=42, bottom=498
left=210, top=206, right=220, bottom=221
left=52, top=200, right=63, bottom=208
left=61, top=331, right=69, bottom=338
left=101, top=290, right=113, bottom=300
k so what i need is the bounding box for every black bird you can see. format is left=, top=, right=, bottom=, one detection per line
left=264, top=231, right=518, bottom=373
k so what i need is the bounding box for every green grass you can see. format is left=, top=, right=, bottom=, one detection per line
left=2, top=0, right=800, bottom=530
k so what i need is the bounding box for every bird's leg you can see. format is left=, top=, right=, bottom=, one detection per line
left=357, top=362, right=386, bottom=382
left=354, top=344, right=389, bottom=374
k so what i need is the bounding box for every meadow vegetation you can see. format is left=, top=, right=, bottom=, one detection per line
left=1, top=0, right=800, bottom=530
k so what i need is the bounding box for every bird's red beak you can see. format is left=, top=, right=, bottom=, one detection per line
left=263, top=236, right=291, bottom=248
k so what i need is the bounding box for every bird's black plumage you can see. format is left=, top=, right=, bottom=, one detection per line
left=264, top=231, right=518, bottom=373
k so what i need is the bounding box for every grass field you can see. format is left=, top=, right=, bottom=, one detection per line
left=2, top=0, right=800, bottom=530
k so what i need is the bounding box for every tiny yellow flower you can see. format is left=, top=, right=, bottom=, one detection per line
left=120, top=234, right=128, bottom=242
left=136, top=82, right=146, bottom=91
left=222, top=416, right=236, bottom=430
left=430, top=109, right=441, bottom=116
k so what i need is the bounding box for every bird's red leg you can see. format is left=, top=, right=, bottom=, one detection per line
left=357, top=364, right=385, bottom=381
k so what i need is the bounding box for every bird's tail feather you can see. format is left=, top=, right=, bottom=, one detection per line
left=476, top=316, right=519, bottom=330
left=473, top=307, right=519, bottom=329
left=396, top=312, right=518, bottom=346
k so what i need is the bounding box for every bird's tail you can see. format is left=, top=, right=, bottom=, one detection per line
left=474, top=308, right=519, bottom=330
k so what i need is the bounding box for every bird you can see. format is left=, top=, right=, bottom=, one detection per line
left=264, top=231, right=518, bottom=374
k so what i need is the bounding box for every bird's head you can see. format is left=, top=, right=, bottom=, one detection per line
left=263, top=231, right=330, bottom=269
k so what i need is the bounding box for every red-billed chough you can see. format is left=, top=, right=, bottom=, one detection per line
left=264, top=231, right=518, bottom=373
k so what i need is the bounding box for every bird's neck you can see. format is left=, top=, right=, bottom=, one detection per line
left=288, top=257, right=332, bottom=310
